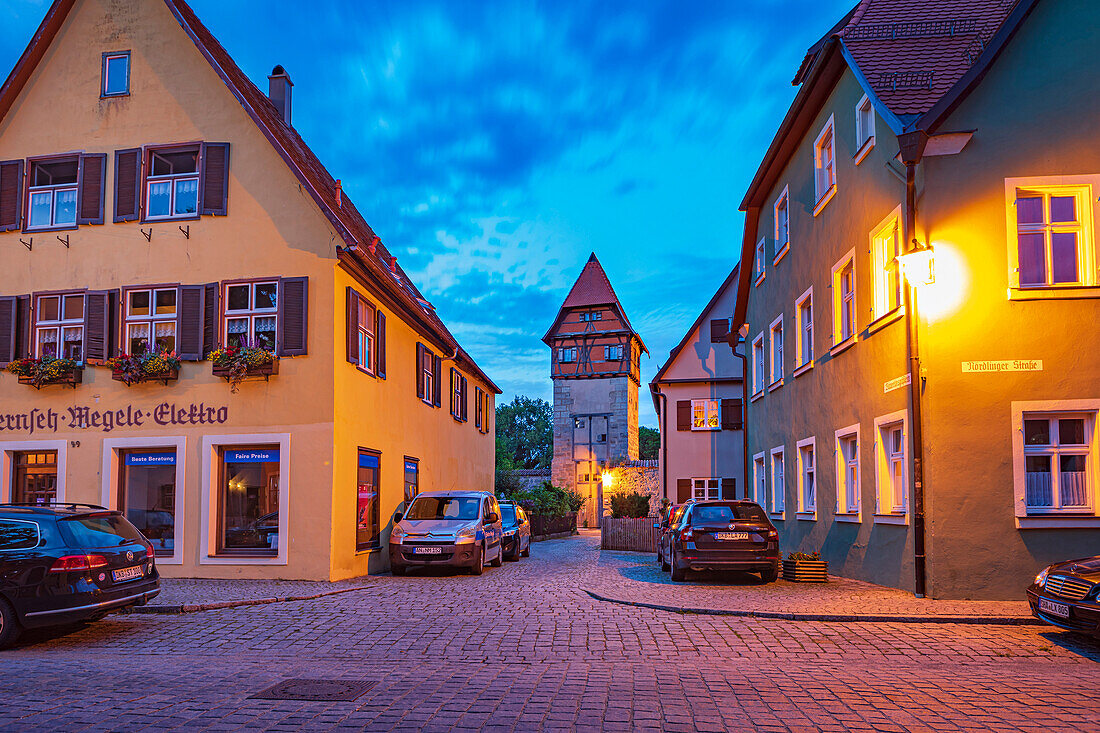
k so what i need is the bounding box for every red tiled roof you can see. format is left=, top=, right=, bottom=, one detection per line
left=543, top=253, right=647, bottom=353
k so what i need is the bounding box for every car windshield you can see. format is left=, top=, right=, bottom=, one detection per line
left=405, top=496, right=481, bottom=521
left=58, top=513, right=147, bottom=548
left=501, top=505, right=517, bottom=525
left=691, top=503, right=768, bottom=524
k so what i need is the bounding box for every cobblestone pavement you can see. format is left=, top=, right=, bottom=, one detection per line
left=1, top=533, right=1097, bottom=732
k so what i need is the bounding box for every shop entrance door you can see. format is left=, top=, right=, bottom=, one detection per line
left=12, top=451, right=58, bottom=505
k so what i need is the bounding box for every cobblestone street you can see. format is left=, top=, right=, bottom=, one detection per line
left=1, top=533, right=1097, bottom=732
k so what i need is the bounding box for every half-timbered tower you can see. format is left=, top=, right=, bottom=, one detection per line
left=543, top=254, right=647, bottom=525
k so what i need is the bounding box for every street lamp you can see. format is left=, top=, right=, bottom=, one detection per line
left=897, top=241, right=935, bottom=287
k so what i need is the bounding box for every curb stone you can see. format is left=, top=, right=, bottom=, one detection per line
left=583, top=589, right=1043, bottom=626
left=125, top=585, right=374, bottom=615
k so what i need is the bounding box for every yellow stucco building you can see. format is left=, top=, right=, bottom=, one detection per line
left=0, top=0, right=498, bottom=580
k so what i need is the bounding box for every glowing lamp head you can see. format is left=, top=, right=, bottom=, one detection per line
left=601, top=472, right=614, bottom=487
left=897, top=243, right=935, bottom=287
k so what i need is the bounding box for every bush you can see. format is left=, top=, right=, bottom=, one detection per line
left=609, top=492, right=651, bottom=518
left=494, top=470, right=525, bottom=496
left=787, top=551, right=822, bottom=562
left=499, top=480, right=579, bottom=519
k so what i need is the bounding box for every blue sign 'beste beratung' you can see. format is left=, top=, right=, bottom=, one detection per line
left=124, top=452, right=176, bottom=466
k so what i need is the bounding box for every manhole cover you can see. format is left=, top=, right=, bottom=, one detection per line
left=249, top=679, right=377, bottom=701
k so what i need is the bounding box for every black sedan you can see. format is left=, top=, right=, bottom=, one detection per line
left=1027, top=554, right=1100, bottom=637
left=499, top=501, right=531, bottom=560
left=0, top=504, right=160, bottom=648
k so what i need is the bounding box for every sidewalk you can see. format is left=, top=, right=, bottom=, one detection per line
left=132, top=577, right=373, bottom=614
left=586, top=547, right=1037, bottom=625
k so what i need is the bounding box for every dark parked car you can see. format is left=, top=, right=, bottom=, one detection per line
left=0, top=504, right=160, bottom=648
left=665, top=500, right=779, bottom=582
left=655, top=502, right=687, bottom=572
left=499, top=502, right=531, bottom=560
left=1027, top=555, right=1100, bottom=637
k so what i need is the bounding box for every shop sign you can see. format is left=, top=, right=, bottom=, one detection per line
left=225, top=449, right=279, bottom=463
left=883, top=374, right=911, bottom=393
left=961, top=360, right=1043, bottom=373
left=359, top=453, right=380, bottom=469
left=125, top=452, right=177, bottom=466
left=0, top=402, right=229, bottom=436
left=404, top=461, right=418, bottom=473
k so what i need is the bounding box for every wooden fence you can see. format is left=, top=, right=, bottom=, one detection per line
left=601, top=516, right=657, bottom=553
left=530, top=513, right=577, bottom=540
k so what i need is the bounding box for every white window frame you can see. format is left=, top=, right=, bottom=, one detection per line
left=199, top=433, right=291, bottom=566
left=751, top=332, right=765, bottom=398
left=1004, top=177, right=1096, bottom=291
left=870, top=207, right=903, bottom=322
left=796, top=437, right=816, bottom=519
left=145, top=148, right=201, bottom=221
left=1011, top=400, right=1100, bottom=528
left=873, top=411, right=909, bottom=524
left=223, top=280, right=278, bottom=351
left=834, top=423, right=861, bottom=520
left=753, top=452, right=766, bottom=506
left=773, top=186, right=790, bottom=262
left=451, top=369, right=464, bottom=420
left=854, top=94, right=875, bottom=163
left=813, top=115, right=837, bottom=214
left=0, top=440, right=68, bottom=504
left=356, top=297, right=376, bottom=374
left=123, top=286, right=179, bottom=356
left=768, top=315, right=783, bottom=389
left=559, top=347, right=576, bottom=363
left=101, top=436, right=186, bottom=565
left=794, top=286, right=813, bottom=373
left=769, top=446, right=785, bottom=517
left=692, top=478, right=721, bottom=501
left=421, top=346, right=435, bottom=405
left=754, top=237, right=766, bottom=284
left=691, top=398, right=721, bottom=431
left=26, top=159, right=79, bottom=231
left=831, top=250, right=856, bottom=349
left=33, top=291, right=85, bottom=361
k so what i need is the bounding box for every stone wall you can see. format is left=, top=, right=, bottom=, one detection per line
left=602, top=460, right=661, bottom=516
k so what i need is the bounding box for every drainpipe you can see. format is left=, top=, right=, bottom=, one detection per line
left=898, top=130, right=929, bottom=598
left=732, top=337, right=749, bottom=500
left=655, top=390, right=669, bottom=503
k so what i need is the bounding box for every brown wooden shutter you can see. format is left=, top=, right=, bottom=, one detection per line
left=721, top=398, right=743, bottom=430
left=177, top=285, right=205, bottom=360
left=200, top=142, right=230, bottom=216
left=432, top=354, right=442, bottom=407
left=107, top=289, right=120, bottom=359
left=475, top=386, right=483, bottom=430
left=277, top=277, right=308, bottom=356
left=461, top=375, right=468, bottom=421
left=15, top=295, right=30, bottom=358
left=77, top=153, right=107, bottom=225
left=376, top=311, right=386, bottom=379
left=721, top=477, right=736, bottom=500
left=113, top=148, right=141, bottom=222
left=676, top=479, right=692, bottom=503
left=84, top=291, right=110, bottom=362
left=345, top=286, right=359, bottom=365
left=0, top=296, right=16, bottom=364
left=416, top=343, right=425, bottom=400
left=202, top=283, right=219, bottom=356
left=710, top=318, right=730, bottom=343
left=0, top=159, right=23, bottom=232
left=676, top=400, right=691, bottom=431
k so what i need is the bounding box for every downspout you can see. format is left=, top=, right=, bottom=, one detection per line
left=898, top=130, right=929, bottom=598
left=733, top=341, right=749, bottom=499
left=655, top=389, right=669, bottom=503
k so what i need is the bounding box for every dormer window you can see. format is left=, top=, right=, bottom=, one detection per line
left=27, top=159, right=78, bottom=230
left=102, top=51, right=131, bottom=97
left=146, top=147, right=199, bottom=220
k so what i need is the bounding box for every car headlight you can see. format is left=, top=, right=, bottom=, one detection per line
left=456, top=526, right=477, bottom=543
left=1035, top=566, right=1051, bottom=587
left=504, top=529, right=516, bottom=537
left=390, top=525, right=406, bottom=542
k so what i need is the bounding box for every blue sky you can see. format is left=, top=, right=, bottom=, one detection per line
left=0, top=0, right=852, bottom=426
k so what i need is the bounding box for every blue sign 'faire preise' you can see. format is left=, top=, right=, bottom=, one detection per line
left=225, top=449, right=280, bottom=463
left=125, top=452, right=176, bottom=466
left=359, top=454, right=380, bottom=469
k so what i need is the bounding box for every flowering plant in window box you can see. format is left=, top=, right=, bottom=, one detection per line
left=208, top=342, right=278, bottom=392
left=106, top=350, right=182, bottom=386
left=782, top=551, right=828, bottom=583
left=6, top=356, right=82, bottom=389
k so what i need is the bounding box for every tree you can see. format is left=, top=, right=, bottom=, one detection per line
left=495, top=395, right=553, bottom=470
left=639, top=426, right=659, bottom=460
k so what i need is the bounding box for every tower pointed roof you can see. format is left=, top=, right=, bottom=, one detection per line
left=542, top=253, right=647, bottom=353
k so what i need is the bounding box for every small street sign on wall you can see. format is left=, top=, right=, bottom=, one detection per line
left=961, top=360, right=1043, bottom=373
left=883, top=374, right=911, bottom=393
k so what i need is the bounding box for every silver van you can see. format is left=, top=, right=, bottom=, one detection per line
left=388, top=491, right=504, bottom=576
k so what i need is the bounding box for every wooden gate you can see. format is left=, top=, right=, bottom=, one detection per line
left=600, top=516, right=657, bottom=552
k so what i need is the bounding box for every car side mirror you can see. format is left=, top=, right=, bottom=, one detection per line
left=487, top=512, right=499, bottom=524
left=393, top=512, right=403, bottom=523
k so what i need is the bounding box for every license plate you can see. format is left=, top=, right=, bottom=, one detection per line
left=413, top=546, right=442, bottom=555
left=112, top=566, right=144, bottom=583
left=1039, top=598, right=1070, bottom=618
left=713, top=532, right=750, bottom=541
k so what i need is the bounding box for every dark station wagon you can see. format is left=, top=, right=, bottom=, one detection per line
left=1027, top=554, right=1100, bottom=638
left=665, top=500, right=780, bottom=583
left=0, top=504, right=160, bottom=648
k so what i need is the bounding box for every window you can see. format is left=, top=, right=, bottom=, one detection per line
left=450, top=368, right=468, bottom=422
left=223, top=281, right=277, bottom=351
left=605, top=344, right=623, bottom=361
left=769, top=447, right=785, bottom=515
left=813, top=116, right=836, bottom=209
left=403, top=458, right=419, bottom=504
left=27, top=159, right=78, bottom=230
left=356, top=297, right=376, bottom=374
left=769, top=316, right=783, bottom=386
left=574, top=417, right=586, bottom=429
left=12, top=450, right=57, bottom=505
left=751, top=332, right=765, bottom=396
left=119, top=450, right=176, bottom=556
left=774, top=187, right=790, bottom=258
left=795, top=288, right=813, bottom=368
left=855, top=95, right=874, bottom=158
left=218, top=446, right=280, bottom=556
left=872, top=412, right=907, bottom=519
left=753, top=453, right=766, bottom=505
left=691, top=399, right=720, bottom=431
left=1014, top=186, right=1092, bottom=287
left=692, top=478, right=720, bottom=501
left=0, top=519, right=40, bottom=551
left=1022, top=414, right=1093, bottom=513
left=356, top=451, right=380, bottom=551
left=102, top=51, right=130, bottom=97
left=797, top=438, right=815, bottom=515
left=420, top=346, right=435, bottom=405
left=34, top=292, right=85, bottom=360
left=559, top=347, right=576, bottom=363
left=835, top=426, right=860, bottom=515
left=832, top=253, right=856, bottom=345
left=579, top=311, right=602, bottom=322
left=871, top=211, right=902, bottom=319
left=145, top=147, right=199, bottom=220
left=123, top=287, right=177, bottom=355
left=755, top=238, right=766, bottom=282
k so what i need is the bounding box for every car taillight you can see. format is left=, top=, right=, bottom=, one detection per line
left=680, top=528, right=694, bottom=541
left=50, top=554, right=109, bottom=572
left=766, top=530, right=779, bottom=541
left=146, top=543, right=156, bottom=561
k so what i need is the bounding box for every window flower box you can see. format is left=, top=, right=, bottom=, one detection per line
left=782, top=552, right=828, bottom=582
left=7, top=357, right=82, bottom=389
left=209, top=344, right=278, bottom=392
left=106, top=351, right=182, bottom=386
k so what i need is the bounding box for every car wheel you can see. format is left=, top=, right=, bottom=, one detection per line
left=759, top=563, right=779, bottom=583
left=0, top=597, right=22, bottom=650
left=670, top=550, right=686, bottom=582
left=490, top=542, right=503, bottom=567
left=468, top=544, right=484, bottom=575
left=521, top=540, right=530, bottom=558
left=661, top=547, right=671, bottom=572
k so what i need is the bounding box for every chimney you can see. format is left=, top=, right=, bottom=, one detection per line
left=267, top=65, right=293, bottom=125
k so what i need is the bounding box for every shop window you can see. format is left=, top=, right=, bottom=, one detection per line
left=217, top=446, right=280, bottom=556
left=357, top=451, right=380, bottom=552
left=145, top=147, right=199, bottom=220
left=34, top=292, right=84, bottom=360
left=102, top=51, right=130, bottom=97
left=223, top=280, right=277, bottom=351
left=119, top=450, right=176, bottom=556
left=27, top=159, right=78, bottom=230
left=12, top=450, right=57, bottom=505
left=403, top=458, right=420, bottom=504
left=124, top=287, right=177, bottom=355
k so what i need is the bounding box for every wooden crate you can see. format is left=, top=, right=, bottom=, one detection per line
left=782, top=559, right=828, bottom=582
